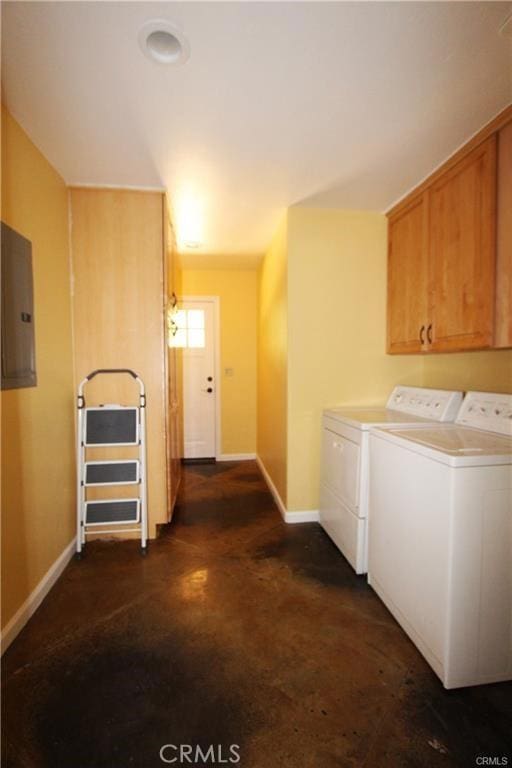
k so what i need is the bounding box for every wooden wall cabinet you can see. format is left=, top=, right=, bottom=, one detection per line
left=387, top=106, right=512, bottom=354
left=495, top=119, right=512, bottom=348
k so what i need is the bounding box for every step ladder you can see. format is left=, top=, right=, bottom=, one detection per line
left=76, top=369, right=148, bottom=557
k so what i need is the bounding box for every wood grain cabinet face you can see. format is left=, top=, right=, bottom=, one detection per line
left=164, top=206, right=183, bottom=518
left=387, top=196, right=429, bottom=353
left=495, top=120, right=512, bottom=348
left=387, top=107, right=512, bottom=355
left=70, top=189, right=181, bottom=537
left=428, top=136, right=497, bottom=352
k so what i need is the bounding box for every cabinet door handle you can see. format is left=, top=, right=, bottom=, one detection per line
left=419, top=325, right=425, bottom=344
left=427, top=324, right=433, bottom=344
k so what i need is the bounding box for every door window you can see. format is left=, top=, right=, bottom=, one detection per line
left=170, top=308, right=205, bottom=349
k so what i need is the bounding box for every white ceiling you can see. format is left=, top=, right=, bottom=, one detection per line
left=2, top=1, right=511, bottom=256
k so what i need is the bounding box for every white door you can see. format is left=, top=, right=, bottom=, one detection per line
left=180, top=299, right=217, bottom=459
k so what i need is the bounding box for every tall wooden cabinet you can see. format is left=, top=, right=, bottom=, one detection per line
left=387, top=105, right=511, bottom=354
left=164, top=204, right=183, bottom=514
left=70, top=188, right=182, bottom=538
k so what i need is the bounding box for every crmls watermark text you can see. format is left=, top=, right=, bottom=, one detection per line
left=475, top=758, right=509, bottom=766
left=159, top=744, right=241, bottom=764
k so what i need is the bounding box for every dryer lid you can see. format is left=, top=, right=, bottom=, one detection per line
left=324, top=408, right=433, bottom=429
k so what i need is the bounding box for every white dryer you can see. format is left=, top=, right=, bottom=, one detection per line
left=368, top=391, right=512, bottom=689
left=319, top=386, right=463, bottom=574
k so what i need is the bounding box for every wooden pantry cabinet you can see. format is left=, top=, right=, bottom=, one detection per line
left=163, top=205, right=184, bottom=515
left=387, top=106, right=512, bottom=354
left=70, top=188, right=182, bottom=537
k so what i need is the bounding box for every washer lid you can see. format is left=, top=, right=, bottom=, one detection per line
left=374, top=425, right=512, bottom=466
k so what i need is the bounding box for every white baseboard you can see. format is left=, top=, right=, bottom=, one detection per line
left=256, top=455, right=287, bottom=519
left=256, top=455, right=319, bottom=525
left=217, top=453, right=256, bottom=462
left=284, top=509, right=320, bottom=524
left=1, top=536, right=76, bottom=654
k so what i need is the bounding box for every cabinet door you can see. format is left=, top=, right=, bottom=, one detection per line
left=495, top=120, right=512, bottom=348
left=387, top=195, right=429, bottom=353
left=429, top=136, right=497, bottom=352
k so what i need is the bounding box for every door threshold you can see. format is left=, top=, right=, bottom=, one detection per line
left=181, top=458, right=216, bottom=465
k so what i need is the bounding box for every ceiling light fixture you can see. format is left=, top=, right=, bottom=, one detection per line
left=138, top=20, right=190, bottom=66
left=176, top=192, right=204, bottom=250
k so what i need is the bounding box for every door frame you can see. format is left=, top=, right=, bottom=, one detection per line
left=180, top=295, right=222, bottom=460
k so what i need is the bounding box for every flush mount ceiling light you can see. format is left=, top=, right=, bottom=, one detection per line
left=138, top=20, right=190, bottom=66
left=176, top=192, right=204, bottom=250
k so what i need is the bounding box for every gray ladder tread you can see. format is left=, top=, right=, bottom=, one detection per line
left=85, top=407, right=139, bottom=446
left=84, top=460, right=140, bottom=486
left=85, top=499, right=140, bottom=525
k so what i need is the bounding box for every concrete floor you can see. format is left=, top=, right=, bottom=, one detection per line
left=2, top=460, right=511, bottom=767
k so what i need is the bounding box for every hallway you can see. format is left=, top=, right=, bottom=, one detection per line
left=2, top=461, right=511, bottom=767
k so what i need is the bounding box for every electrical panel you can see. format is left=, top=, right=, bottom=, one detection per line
left=1, top=222, right=37, bottom=390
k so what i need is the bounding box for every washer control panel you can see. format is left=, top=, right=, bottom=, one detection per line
left=385, top=387, right=463, bottom=422
left=456, top=392, right=512, bottom=436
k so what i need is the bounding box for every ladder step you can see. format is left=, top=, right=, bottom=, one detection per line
left=85, top=460, right=139, bottom=486
left=85, top=407, right=139, bottom=446
left=85, top=499, right=140, bottom=525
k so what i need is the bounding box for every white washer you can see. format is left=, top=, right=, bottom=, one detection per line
left=319, top=386, right=463, bottom=574
left=368, top=391, right=512, bottom=689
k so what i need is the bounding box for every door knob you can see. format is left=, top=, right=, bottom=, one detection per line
left=201, top=387, right=213, bottom=393
left=207, top=376, right=213, bottom=382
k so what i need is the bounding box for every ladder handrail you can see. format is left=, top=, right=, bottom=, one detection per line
left=87, top=368, right=138, bottom=380
left=77, top=368, right=145, bottom=403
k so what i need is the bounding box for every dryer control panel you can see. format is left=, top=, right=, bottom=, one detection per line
left=456, top=392, right=512, bottom=436
left=386, top=387, right=463, bottom=422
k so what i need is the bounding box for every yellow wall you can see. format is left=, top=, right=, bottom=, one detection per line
left=259, top=206, right=512, bottom=513
left=257, top=215, right=288, bottom=503
left=1, top=108, right=75, bottom=630
left=422, top=350, right=512, bottom=394
left=181, top=266, right=258, bottom=456
left=286, top=208, right=424, bottom=511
